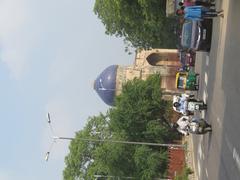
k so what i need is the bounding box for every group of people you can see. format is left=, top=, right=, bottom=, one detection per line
left=171, top=0, right=217, bottom=135
left=172, top=93, right=212, bottom=136
left=176, top=0, right=224, bottom=20
left=173, top=115, right=212, bottom=136
left=172, top=93, right=192, bottom=115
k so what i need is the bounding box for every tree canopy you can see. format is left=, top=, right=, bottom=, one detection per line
left=63, top=75, right=179, bottom=180
left=94, top=0, right=177, bottom=50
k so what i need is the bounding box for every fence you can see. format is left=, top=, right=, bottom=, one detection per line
left=167, top=146, right=185, bottom=179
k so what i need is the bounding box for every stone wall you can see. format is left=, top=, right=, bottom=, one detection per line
left=116, top=49, right=181, bottom=94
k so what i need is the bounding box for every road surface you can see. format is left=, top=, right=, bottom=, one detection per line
left=192, top=0, right=240, bottom=179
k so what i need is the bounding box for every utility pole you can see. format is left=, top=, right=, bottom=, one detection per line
left=45, top=113, right=185, bottom=161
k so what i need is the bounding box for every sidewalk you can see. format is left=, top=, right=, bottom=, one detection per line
left=183, top=135, right=199, bottom=180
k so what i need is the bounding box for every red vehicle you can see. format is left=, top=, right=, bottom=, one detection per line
left=178, top=50, right=196, bottom=71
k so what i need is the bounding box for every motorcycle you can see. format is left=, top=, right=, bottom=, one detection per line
left=173, top=116, right=212, bottom=135
left=173, top=94, right=207, bottom=115
left=187, top=100, right=207, bottom=112
left=187, top=117, right=212, bottom=135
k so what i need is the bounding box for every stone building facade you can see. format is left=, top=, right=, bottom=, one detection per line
left=94, top=49, right=181, bottom=106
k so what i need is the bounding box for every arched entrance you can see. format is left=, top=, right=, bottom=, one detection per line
left=146, top=52, right=180, bottom=67
left=146, top=53, right=169, bottom=66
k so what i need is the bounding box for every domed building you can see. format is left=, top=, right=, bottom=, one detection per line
left=94, top=65, right=118, bottom=106
left=94, top=49, right=181, bottom=106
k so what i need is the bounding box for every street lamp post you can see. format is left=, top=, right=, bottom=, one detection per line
left=54, top=136, right=184, bottom=147
left=93, top=174, right=171, bottom=180
left=45, top=113, right=69, bottom=161
left=94, top=174, right=134, bottom=179
left=45, top=113, right=185, bottom=161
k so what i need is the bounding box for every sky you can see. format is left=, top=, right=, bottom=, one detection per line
left=0, top=0, right=134, bottom=179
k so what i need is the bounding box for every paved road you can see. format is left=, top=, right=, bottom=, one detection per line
left=192, top=0, right=240, bottom=179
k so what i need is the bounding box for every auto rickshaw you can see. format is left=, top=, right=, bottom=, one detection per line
left=175, top=71, right=199, bottom=90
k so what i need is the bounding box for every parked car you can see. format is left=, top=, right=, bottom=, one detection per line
left=178, top=50, right=196, bottom=70
left=181, top=19, right=213, bottom=52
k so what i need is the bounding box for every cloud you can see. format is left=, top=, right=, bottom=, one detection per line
left=0, top=0, right=30, bottom=79
left=0, top=170, right=11, bottom=180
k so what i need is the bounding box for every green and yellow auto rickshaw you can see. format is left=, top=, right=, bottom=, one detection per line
left=175, top=71, right=199, bottom=90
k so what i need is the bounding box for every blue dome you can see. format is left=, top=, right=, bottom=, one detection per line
left=94, top=65, right=118, bottom=106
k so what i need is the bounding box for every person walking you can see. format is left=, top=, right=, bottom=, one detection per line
left=179, top=0, right=215, bottom=8
left=194, top=0, right=215, bottom=7
left=179, top=1, right=194, bottom=7
left=172, top=116, right=190, bottom=136
left=176, top=5, right=224, bottom=20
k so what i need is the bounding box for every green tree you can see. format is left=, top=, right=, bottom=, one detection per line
left=134, top=145, right=168, bottom=179
left=63, top=114, right=111, bottom=180
left=63, top=75, right=179, bottom=180
left=94, top=0, right=177, bottom=50
left=63, top=114, right=137, bottom=179
left=109, top=74, right=176, bottom=142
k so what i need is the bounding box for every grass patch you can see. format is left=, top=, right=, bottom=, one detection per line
left=174, top=165, right=194, bottom=180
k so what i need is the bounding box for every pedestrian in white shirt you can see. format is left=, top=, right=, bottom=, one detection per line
left=173, top=116, right=190, bottom=136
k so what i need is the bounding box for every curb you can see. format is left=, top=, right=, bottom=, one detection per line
left=184, top=135, right=199, bottom=180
